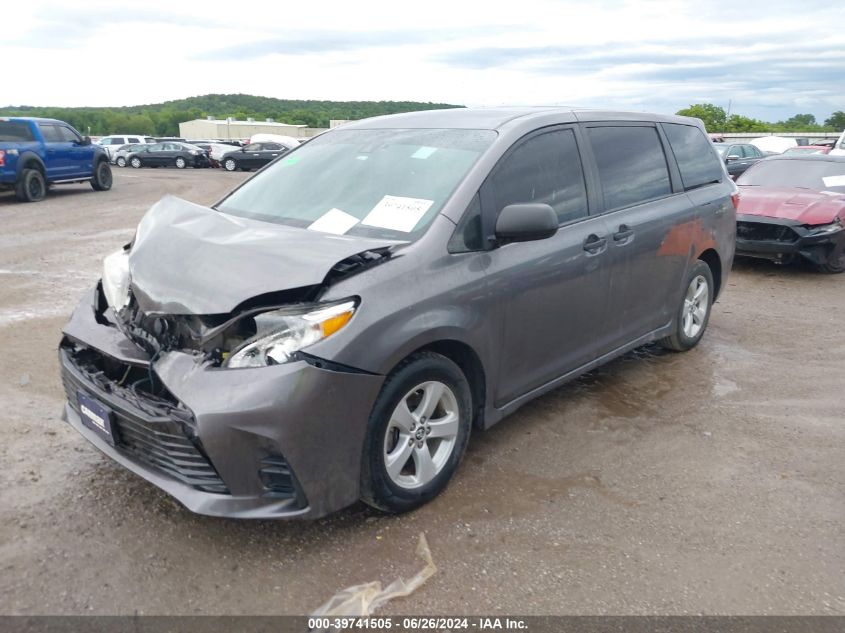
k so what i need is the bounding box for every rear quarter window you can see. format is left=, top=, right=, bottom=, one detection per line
left=0, top=121, right=35, bottom=142
left=662, top=123, right=723, bottom=190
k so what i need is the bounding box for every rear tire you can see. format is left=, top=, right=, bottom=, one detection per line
left=116, top=156, right=126, bottom=167
left=361, top=352, right=472, bottom=514
left=90, top=161, right=113, bottom=191
left=130, top=157, right=142, bottom=169
left=15, top=168, right=46, bottom=202
left=659, top=260, right=714, bottom=352
left=223, top=158, right=237, bottom=172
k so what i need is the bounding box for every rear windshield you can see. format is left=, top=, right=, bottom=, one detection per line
left=0, top=121, right=35, bottom=142
left=217, top=128, right=496, bottom=241
left=738, top=159, right=845, bottom=192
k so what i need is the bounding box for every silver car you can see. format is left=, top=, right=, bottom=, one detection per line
left=60, top=108, right=736, bottom=519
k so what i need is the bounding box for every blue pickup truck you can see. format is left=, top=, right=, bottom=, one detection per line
left=0, top=117, right=112, bottom=202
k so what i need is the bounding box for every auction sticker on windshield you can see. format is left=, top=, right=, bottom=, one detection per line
left=361, top=195, right=433, bottom=232
left=308, top=208, right=359, bottom=235
left=822, top=175, right=845, bottom=187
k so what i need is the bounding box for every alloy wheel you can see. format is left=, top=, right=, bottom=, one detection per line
left=682, top=274, right=709, bottom=338
left=383, top=381, right=460, bottom=490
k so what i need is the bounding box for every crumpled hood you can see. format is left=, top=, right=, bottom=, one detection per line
left=737, top=186, right=845, bottom=225
left=129, top=195, right=402, bottom=315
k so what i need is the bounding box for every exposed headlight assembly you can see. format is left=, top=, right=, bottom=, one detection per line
left=805, top=220, right=843, bottom=236
left=224, top=299, right=358, bottom=368
left=102, top=249, right=131, bottom=311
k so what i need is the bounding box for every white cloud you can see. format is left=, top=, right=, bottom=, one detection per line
left=2, top=0, right=843, bottom=121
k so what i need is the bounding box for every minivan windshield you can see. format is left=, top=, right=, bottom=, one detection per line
left=737, top=159, right=845, bottom=193
left=217, top=128, right=496, bottom=240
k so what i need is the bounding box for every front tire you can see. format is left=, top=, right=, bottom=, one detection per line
left=116, top=156, right=126, bottom=167
left=361, top=352, right=472, bottom=514
left=175, top=157, right=186, bottom=169
left=817, top=249, right=845, bottom=274
left=659, top=260, right=714, bottom=352
left=90, top=161, right=113, bottom=191
left=15, top=168, right=46, bottom=202
left=130, top=157, right=142, bottom=169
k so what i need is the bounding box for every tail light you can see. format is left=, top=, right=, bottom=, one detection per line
left=0, top=150, right=5, bottom=167
left=731, top=191, right=740, bottom=210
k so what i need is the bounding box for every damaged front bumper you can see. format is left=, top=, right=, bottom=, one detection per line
left=60, top=288, right=385, bottom=519
left=735, top=214, right=845, bottom=267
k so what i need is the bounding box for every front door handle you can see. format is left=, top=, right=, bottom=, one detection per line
left=583, top=234, right=607, bottom=254
left=613, top=224, right=634, bottom=242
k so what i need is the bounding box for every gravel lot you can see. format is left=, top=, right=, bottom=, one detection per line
left=0, top=169, right=843, bottom=615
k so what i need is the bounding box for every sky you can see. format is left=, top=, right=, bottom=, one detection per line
left=2, top=0, right=843, bottom=123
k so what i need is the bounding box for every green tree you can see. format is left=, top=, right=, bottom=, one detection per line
left=0, top=94, right=464, bottom=136
left=725, top=114, right=768, bottom=133
left=824, top=111, right=845, bottom=130
left=676, top=103, right=727, bottom=132
left=783, top=113, right=816, bottom=127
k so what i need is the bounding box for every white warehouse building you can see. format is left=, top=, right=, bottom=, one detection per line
left=179, top=117, right=327, bottom=141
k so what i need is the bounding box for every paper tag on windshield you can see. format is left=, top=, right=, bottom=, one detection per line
left=307, top=208, right=359, bottom=235
left=822, top=175, right=845, bottom=187
left=361, top=195, right=433, bottom=232
left=412, top=146, right=437, bottom=159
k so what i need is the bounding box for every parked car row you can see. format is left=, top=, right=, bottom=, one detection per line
left=107, top=139, right=294, bottom=171
left=126, top=142, right=211, bottom=169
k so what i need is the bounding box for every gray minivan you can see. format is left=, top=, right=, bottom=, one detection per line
left=60, top=108, right=736, bottom=519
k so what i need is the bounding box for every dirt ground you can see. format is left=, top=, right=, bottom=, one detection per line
left=0, top=169, right=842, bottom=616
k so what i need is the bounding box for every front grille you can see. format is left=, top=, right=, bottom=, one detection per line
left=61, top=346, right=229, bottom=494
left=736, top=221, right=798, bottom=243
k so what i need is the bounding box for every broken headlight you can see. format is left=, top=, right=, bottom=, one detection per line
left=804, top=220, right=843, bottom=236
left=224, top=299, right=357, bottom=368
left=102, top=249, right=131, bottom=311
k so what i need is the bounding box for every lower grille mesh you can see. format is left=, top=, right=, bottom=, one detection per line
left=62, top=351, right=229, bottom=494
left=737, top=221, right=798, bottom=243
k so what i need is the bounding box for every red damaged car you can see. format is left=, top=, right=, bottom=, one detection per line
left=735, top=155, right=845, bottom=273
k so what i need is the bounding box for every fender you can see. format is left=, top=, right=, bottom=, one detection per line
left=14, top=150, right=46, bottom=179
left=374, top=323, right=488, bottom=378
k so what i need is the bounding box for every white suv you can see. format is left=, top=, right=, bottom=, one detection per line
left=98, top=135, right=156, bottom=161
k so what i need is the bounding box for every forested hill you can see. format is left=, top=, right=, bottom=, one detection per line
left=0, top=93, right=464, bottom=136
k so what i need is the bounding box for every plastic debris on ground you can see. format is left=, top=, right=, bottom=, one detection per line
left=310, top=532, right=436, bottom=617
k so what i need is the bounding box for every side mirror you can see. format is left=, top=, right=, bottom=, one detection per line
left=81, top=136, right=92, bottom=146
left=495, top=203, right=558, bottom=243
left=726, top=154, right=740, bottom=162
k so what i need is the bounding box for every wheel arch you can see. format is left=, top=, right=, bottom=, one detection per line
left=386, top=339, right=487, bottom=430
left=16, top=152, right=46, bottom=178
left=697, top=248, right=723, bottom=299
